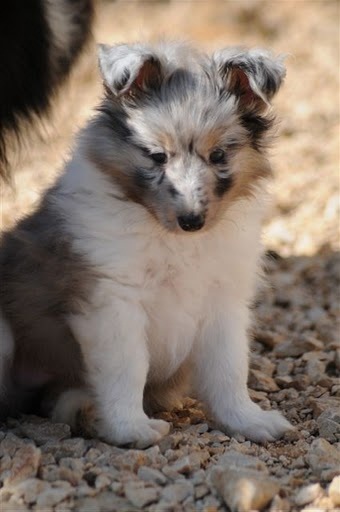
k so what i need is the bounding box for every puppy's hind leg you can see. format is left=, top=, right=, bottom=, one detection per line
left=51, top=388, right=98, bottom=436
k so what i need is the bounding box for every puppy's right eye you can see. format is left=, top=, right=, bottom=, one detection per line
left=150, top=152, right=168, bottom=165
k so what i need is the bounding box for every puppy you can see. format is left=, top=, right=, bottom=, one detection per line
left=0, top=41, right=292, bottom=447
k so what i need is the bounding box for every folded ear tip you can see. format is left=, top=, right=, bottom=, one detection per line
left=214, top=45, right=287, bottom=109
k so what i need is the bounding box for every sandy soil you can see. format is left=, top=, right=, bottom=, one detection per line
left=0, top=1, right=339, bottom=511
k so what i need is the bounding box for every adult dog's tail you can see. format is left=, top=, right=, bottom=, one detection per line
left=0, top=0, right=94, bottom=179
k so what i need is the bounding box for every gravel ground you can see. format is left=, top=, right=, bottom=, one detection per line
left=0, top=1, right=339, bottom=511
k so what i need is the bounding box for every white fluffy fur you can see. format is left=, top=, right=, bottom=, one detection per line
left=51, top=150, right=292, bottom=446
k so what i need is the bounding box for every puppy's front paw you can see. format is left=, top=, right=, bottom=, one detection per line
left=221, top=402, right=293, bottom=443
left=99, top=416, right=170, bottom=449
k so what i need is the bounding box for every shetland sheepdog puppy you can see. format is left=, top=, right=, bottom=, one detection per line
left=0, top=41, right=292, bottom=447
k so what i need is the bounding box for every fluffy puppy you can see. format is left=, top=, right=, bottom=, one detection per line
left=0, top=41, right=292, bottom=447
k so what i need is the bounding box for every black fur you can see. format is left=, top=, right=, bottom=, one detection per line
left=0, top=0, right=94, bottom=179
left=134, top=168, right=158, bottom=189
left=241, top=113, right=274, bottom=150
left=97, top=101, right=133, bottom=141
left=215, top=175, right=234, bottom=197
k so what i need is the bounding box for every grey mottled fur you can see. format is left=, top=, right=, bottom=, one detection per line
left=0, top=192, right=90, bottom=418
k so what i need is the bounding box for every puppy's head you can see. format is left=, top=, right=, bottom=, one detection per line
left=84, top=41, right=285, bottom=232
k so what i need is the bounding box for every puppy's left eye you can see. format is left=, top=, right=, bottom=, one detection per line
left=209, top=149, right=225, bottom=164
left=150, top=152, right=168, bottom=165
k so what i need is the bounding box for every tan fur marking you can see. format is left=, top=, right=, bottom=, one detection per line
left=144, top=362, right=191, bottom=414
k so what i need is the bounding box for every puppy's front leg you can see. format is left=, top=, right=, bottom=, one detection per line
left=194, top=303, right=292, bottom=442
left=69, top=295, right=169, bottom=448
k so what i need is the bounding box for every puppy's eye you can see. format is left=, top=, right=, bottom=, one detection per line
left=209, top=149, right=225, bottom=164
left=150, top=152, right=168, bottom=165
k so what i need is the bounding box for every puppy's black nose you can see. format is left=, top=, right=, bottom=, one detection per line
left=177, top=213, right=205, bottom=232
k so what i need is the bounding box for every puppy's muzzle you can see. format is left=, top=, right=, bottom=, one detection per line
left=177, top=213, right=205, bottom=232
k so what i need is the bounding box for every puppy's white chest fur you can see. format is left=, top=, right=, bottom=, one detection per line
left=60, top=157, right=263, bottom=384
left=143, top=238, right=212, bottom=381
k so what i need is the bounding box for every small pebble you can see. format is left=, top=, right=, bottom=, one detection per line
left=124, top=482, right=159, bottom=508
left=295, top=483, right=323, bottom=506
left=137, top=466, right=167, bottom=485
left=162, top=481, right=194, bottom=503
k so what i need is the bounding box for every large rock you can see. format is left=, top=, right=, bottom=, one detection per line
left=210, top=466, right=279, bottom=512
left=209, top=451, right=279, bottom=512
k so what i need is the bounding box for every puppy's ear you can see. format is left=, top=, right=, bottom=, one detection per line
left=213, top=47, right=286, bottom=111
left=98, top=43, right=163, bottom=97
